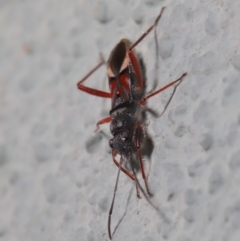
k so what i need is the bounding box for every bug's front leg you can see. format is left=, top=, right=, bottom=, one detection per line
left=94, top=116, right=112, bottom=132
left=134, top=123, right=153, bottom=197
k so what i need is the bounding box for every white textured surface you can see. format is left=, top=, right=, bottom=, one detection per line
left=1, top=0, right=240, bottom=241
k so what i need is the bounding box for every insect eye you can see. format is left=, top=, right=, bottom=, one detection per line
left=109, top=139, right=113, bottom=148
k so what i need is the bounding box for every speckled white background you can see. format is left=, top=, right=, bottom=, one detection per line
left=1, top=0, right=240, bottom=241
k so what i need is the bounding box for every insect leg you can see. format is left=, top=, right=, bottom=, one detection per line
left=134, top=123, right=152, bottom=197
left=94, top=116, right=112, bottom=132
left=112, top=151, right=141, bottom=198
left=128, top=7, right=166, bottom=90
left=130, top=152, right=158, bottom=211
left=112, top=151, right=135, bottom=180
left=77, top=54, right=111, bottom=98
left=140, top=72, right=187, bottom=109
left=129, top=7, right=166, bottom=51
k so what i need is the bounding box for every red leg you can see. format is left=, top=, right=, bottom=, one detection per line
left=94, top=116, right=112, bottom=132
left=112, top=151, right=141, bottom=198
left=134, top=123, right=152, bottom=197
left=128, top=7, right=166, bottom=89
left=140, top=72, right=187, bottom=105
left=112, top=151, right=135, bottom=180
left=77, top=55, right=111, bottom=98
left=129, top=7, right=166, bottom=52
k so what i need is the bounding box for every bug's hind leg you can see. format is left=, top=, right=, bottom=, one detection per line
left=127, top=7, right=166, bottom=93
left=129, top=7, right=166, bottom=52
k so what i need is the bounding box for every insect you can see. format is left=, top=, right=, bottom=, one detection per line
left=77, top=7, right=187, bottom=240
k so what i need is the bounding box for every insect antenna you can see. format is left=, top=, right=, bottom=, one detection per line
left=108, top=157, right=124, bottom=240
left=112, top=187, right=133, bottom=237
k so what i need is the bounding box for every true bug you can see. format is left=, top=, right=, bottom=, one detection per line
left=77, top=7, right=187, bottom=239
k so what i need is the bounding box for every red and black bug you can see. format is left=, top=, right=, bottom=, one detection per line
left=77, top=7, right=187, bottom=239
